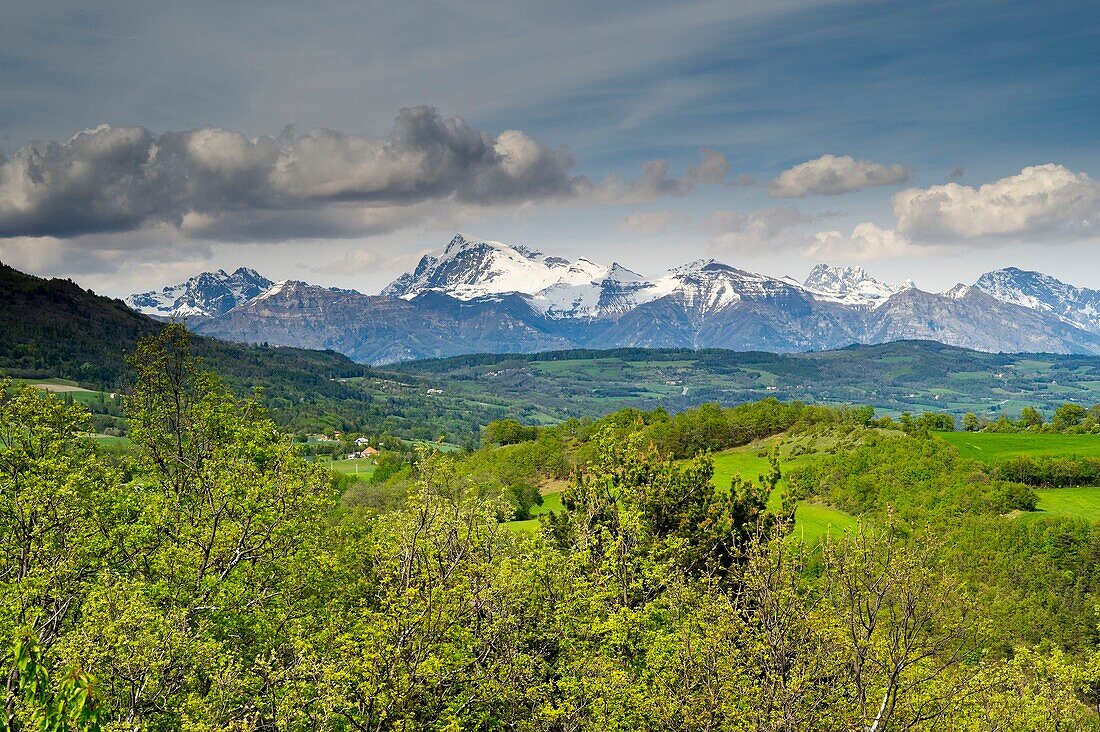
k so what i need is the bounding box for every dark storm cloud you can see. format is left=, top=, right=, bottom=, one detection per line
left=0, top=108, right=731, bottom=240
left=0, top=108, right=572, bottom=238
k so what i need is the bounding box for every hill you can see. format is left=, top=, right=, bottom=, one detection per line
left=0, top=261, right=387, bottom=433
left=391, top=341, right=1100, bottom=423
left=7, top=260, right=1100, bottom=443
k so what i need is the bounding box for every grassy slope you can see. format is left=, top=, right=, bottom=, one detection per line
left=937, top=431, right=1100, bottom=523
left=710, top=435, right=857, bottom=543
left=937, top=431, right=1100, bottom=462
left=502, top=490, right=564, bottom=533
left=1025, top=488, right=1100, bottom=523
left=507, top=434, right=858, bottom=540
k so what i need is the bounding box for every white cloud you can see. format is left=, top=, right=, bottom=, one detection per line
left=704, top=206, right=813, bottom=252
left=585, top=148, right=732, bottom=205
left=618, top=210, right=688, bottom=235
left=770, top=154, right=911, bottom=198
left=893, top=163, right=1100, bottom=240
left=804, top=223, right=917, bottom=262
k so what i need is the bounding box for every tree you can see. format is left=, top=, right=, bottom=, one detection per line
left=3, top=634, right=101, bottom=732
left=1053, top=403, right=1088, bottom=430
left=820, top=525, right=983, bottom=730
left=481, top=418, right=537, bottom=446
left=506, top=480, right=543, bottom=520
left=0, top=381, right=119, bottom=726
left=74, top=324, right=337, bottom=728
left=917, top=412, right=955, bottom=432
left=1019, top=406, right=1044, bottom=428
left=962, top=413, right=980, bottom=432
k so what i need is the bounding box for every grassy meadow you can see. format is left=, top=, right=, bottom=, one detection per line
left=710, top=434, right=857, bottom=542
left=937, top=431, right=1100, bottom=462
left=936, top=431, right=1100, bottom=524
left=507, top=432, right=859, bottom=540
left=1025, top=487, right=1100, bottom=523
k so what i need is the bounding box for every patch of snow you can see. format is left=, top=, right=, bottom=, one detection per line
left=801, top=264, right=902, bottom=308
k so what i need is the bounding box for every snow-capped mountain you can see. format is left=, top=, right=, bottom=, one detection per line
left=138, top=234, right=1100, bottom=364
left=126, top=267, right=273, bottom=319
left=382, top=234, right=656, bottom=319
left=646, top=259, right=802, bottom=316
left=381, top=235, right=858, bottom=320
left=972, top=267, right=1100, bottom=335
left=801, top=264, right=905, bottom=308
left=382, top=234, right=597, bottom=301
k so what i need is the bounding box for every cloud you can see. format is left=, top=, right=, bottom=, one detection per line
left=0, top=229, right=214, bottom=278
left=804, top=223, right=917, bottom=262
left=0, top=109, right=579, bottom=240
left=310, top=246, right=424, bottom=276
left=0, top=112, right=734, bottom=243
left=585, top=148, right=732, bottom=205
left=618, top=210, right=689, bottom=236
left=704, top=206, right=813, bottom=252
left=893, top=163, right=1100, bottom=241
left=770, top=154, right=912, bottom=198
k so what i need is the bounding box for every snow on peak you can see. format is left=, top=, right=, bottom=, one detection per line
left=383, top=233, right=623, bottom=313
left=380, top=236, right=819, bottom=319
left=645, top=259, right=796, bottom=316
left=534, top=262, right=657, bottom=319
left=975, top=267, right=1100, bottom=334
left=942, top=283, right=972, bottom=300
left=801, top=264, right=902, bottom=308
left=125, top=267, right=274, bottom=318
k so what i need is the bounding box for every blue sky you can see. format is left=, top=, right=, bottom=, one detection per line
left=2, top=0, right=1099, bottom=296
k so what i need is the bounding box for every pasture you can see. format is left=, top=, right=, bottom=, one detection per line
left=938, top=431, right=1100, bottom=524
left=938, top=431, right=1100, bottom=462
left=325, top=457, right=378, bottom=478
left=1022, top=488, right=1100, bottom=523
left=502, top=488, right=564, bottom=533
left=711, top=436, right=857, bottom=542
left=507, top=433, right=857, bottom=539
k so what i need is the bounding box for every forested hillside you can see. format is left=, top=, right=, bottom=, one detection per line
left=0, top=263, right=399, bottom=434
left=4, top=327, right=1100, bottom=729
left=8, top=259, right=1100, bottom=447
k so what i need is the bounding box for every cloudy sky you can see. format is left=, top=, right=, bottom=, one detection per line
left=3, top=0, right=1099, bottom=297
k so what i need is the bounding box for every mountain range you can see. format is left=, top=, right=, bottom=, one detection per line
left=125, top=234, right=1100, bottom=364
left=126, top=267, right=274, bottom=319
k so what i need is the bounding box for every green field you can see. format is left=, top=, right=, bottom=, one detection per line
left=87, top=434, right=131, bottom=447
left=507, top=435, right=859, bottom=538
left=1020, top=487, right=1100, bottom=523
left=502, top=489, right=564, bottom=532
left=710, top=437, right=857, bottom=542
left=936, top=432, right=1100, bottom=524
left=325, top=458, right=378, bottom=478
left=790, top=503, right=859, bottom=543
left=937, top=431, right=1100, bottom=462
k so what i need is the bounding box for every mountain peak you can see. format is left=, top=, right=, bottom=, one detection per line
left=975, top=267, right=1100, bottom=334
left=125, top=267, right=274, bottom=318
left=802, top=264, right=901, bottom=308
left=382, top=233, right=613, bottom=305
left=942, top=283, right=972, bottom=300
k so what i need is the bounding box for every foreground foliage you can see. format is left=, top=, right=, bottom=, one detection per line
left=1, top=327, right=1098, bottom=729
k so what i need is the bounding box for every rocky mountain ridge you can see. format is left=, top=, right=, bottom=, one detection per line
left=130, top=234, right=1100, bottom=364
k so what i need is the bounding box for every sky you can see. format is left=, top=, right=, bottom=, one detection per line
left=2, top=0, right=1099, bottom=298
